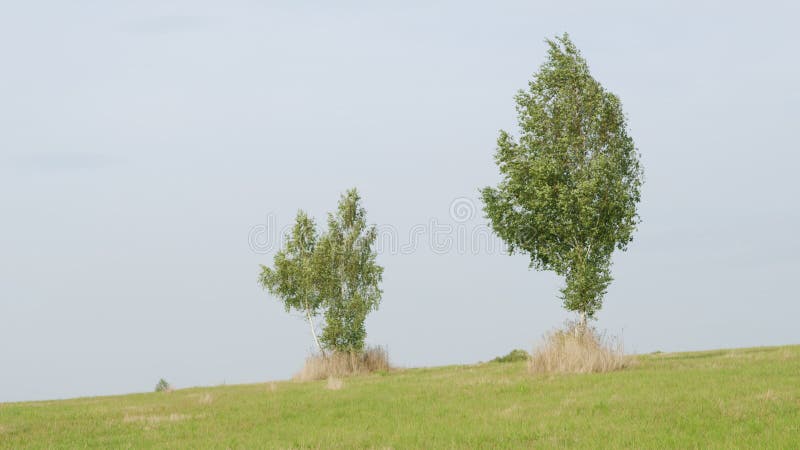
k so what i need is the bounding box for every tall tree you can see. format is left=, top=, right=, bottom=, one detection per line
left=317, top=189, right=384, bottom=353
left=481, top=34, right=643, bottom=327
left=258, top=211, right=326, bottom=354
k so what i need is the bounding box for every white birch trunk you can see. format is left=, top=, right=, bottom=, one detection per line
left=306, top=310, right=325, bottom=356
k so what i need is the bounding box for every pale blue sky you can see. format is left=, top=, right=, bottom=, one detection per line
left=1, top=1, right=798, bottom=402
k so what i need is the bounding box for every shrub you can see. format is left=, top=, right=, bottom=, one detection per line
left=492, top=349, right=530, bottom=363
left=154, top=378, right=172, bottom=393
left=294, top=346, right=390, bottom=381
left=529, top=322, right=630, bottom=374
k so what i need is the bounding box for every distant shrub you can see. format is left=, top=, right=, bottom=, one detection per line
left=529, top=322, right=630, bottom=374
left=154, top=378, right=173, bottom=393
left=492, top=349, right=530, bottom=363
left=294, top=346, right=390, bottom=381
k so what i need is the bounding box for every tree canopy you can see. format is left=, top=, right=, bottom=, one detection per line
left=258, top=211, right=326, bottom=353
left=317, top=189, right=383, bottom=353
left=481, top=34, right=643, bottom=324
left=259, top=189, right=383, bottom=354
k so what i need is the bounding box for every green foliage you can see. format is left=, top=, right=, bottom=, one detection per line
left=259, top=211, right=322, bottom=315
left=317, top=189, right=383, bottom=353
left=154, top=378, right=171, bottom=393
left=259, top=211, right=326, bottom=352
left=258, top=189, right=383, bottom=354
left=492, top=349, right=530, bottom=363
left=482, top=34, right=643, bottom=321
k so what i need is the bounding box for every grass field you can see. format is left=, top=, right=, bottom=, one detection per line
left=2, top=345, right=799, bottom=448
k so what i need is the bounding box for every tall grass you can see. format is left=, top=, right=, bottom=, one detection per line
left=529, top=322, right=629, bottom=374
left=294, top=346, right=390, bottom=381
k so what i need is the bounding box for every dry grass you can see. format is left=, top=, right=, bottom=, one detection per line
left=294, top=346, right=390, bottom=381
left=528, top=322, right=630, bottom=374
left=326, top=377, right=344, bottom=390
left=122, top=413, right=192, bottom=424
left=757, top=390, right=780, bottom=402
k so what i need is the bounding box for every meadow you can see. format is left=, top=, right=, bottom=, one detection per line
left=1, top=345, right=799, bottom=448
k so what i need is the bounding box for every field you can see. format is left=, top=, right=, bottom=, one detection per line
left=2, top=345, right=799, bottom=448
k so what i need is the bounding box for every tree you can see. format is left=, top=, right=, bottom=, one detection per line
left=316, top=189, right=384, bottom=353
left=481, top=34, right=643, bottom=327
left=258, top=189, right=384, bottom=355
left=259, top=211, right=326, bottom=354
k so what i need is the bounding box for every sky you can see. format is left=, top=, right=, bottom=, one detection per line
left=1, top=0, right=798, bottom=402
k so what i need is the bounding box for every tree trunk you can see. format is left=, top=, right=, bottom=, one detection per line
left=578, top=311, right=587, bottom=334
left=306, top=310, right=326, bottom=357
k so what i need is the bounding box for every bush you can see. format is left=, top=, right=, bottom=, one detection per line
left=294, top=346, right=390, bottom=381
left=529, top=322, right=630, bottom=374
left=492, top=349, right=530, bottom=363
left=154, top=378, right=172, bottom=393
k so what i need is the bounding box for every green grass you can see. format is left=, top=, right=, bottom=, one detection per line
left=2, top=345, right=799, bottom=448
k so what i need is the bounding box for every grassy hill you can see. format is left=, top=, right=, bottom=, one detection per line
left=2, top=345, right=799, bottom=448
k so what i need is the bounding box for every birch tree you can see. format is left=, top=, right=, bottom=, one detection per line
left=481, top=34, right=643, bottom=327
left=317, top=189, right=383, bottom=353
left=259, top=211, right=326, bottom=354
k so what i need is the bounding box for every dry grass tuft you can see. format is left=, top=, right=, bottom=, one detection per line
left=326, top=377, right=344, bottom=390
left=757, top=389, right=780, bottom=402
left=123, top=413, right=191, bottom=424
left=197, top=393, right=213, bottom=405
left=294, top=346, right=390, bottom=381
left=529, top=322, right=630, bottom=374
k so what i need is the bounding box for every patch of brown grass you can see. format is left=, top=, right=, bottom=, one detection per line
left=529, top=322, right=630, bottom=374
left=326, top=377, right=344, bottom=390
left=122, top=413, right=192, bottom=424
left=294, top=346, right=390, bottom=381
left=757, top=389, right=781, bottom=402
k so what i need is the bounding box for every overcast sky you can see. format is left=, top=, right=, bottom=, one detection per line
left=1, top=1, right=798, bottom=402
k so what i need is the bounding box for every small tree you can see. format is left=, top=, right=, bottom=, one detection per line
left=259, top=189, right=384, bottom=356
left=317, top=189, right=383, bottom=353
left=481, top=34, right=643, bottom=327
left=154, top=378, right=172, bottom=392
left=259, top=211, right=326, bottom=354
